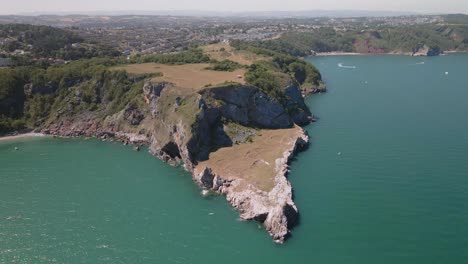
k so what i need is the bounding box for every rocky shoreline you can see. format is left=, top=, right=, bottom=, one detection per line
left=194, top=128, right=309, bottom=243
left=313, top=46, right=450, bottom=57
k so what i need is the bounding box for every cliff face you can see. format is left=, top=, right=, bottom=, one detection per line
left=144, top=81, right=311, bottom=165
left=412, top=45, right=442, bottom=56
left=39, top=78, right=313, bottom=243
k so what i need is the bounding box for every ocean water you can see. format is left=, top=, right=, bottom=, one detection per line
left=1, top=54, right=468, bottom=263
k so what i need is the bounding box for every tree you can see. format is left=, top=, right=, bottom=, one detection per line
left=288, top=62, right=306, bottom=84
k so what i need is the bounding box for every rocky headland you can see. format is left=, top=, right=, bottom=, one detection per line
left=1, top=42, right=325, bottom=243
left=35, top=75, right=320, bottom=243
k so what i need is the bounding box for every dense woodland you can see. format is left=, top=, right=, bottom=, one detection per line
left=0, top=24, right=118, bottom=63
left=443, top=14, right=468, bottom=24
left=230, top=41, right=322, bottom=102
left=126, top=48, right=211, bottom=64
left=246, top=25, right=468, bottom=56
left=0, top=59, right=124, bottom=133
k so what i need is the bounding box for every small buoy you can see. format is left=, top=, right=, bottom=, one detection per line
left=14, top=147, right=19, bottom=151
left=445, top=72, right=449, bottom=75
left=337, top=152, right=342, bottom=156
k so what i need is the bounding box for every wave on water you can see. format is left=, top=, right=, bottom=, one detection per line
left=338, top=63, right=357, bottom=69
left=409, top=62, right=425, bottom=66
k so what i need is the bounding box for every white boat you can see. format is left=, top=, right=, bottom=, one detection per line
left=338, top=63, right=357, bottom=69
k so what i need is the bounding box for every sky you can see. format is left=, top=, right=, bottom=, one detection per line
left=1, top=0, right=467, bottom=15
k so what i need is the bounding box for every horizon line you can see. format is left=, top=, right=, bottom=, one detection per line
left=2, top=9, right=465, bottom=17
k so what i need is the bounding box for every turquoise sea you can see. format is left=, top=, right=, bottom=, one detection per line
left=1, top=54, right=468, bottom=263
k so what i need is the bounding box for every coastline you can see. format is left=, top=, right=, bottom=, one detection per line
left=314, top=52, right=364, bottom=56
left=0, top=133, right=46, bottom=142
left=444, top=50, right=468, bottom=54
left=314, top=50, right=468, bottom=57
left=314, top=51, right=412, bottom=56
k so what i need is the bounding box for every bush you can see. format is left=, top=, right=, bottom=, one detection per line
left=206, top=60, right=243, bottom=72
left=128, top=48, right=211, bottom=65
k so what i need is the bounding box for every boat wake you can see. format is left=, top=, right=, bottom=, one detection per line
left=338, top=63, right=357, bottom=69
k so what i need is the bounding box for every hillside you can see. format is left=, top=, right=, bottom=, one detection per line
left=443, top=14, right=468, bottom=24
left=248, top=24, right=468, bottom=56
left=0, top=24, right=118, bottom=65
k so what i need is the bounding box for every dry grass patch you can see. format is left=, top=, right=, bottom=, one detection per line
left=202, top=43, right=269, bottom=66
left=195, top=126, right=303, bottom=192
left=114, top=63, right=246, bottom=92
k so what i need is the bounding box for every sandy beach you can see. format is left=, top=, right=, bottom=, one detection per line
left=444, top=50, right=468, bottom=54
left=0, top=133, right=46, bottom=142
left=314, top=51, right=468, bottom=57
left=314, top=52, right=364, bottom=56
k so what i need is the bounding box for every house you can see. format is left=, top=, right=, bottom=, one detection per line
left=13, top=49, right=25, bottom=55
left=0, top=58, right=10, bottom=67
left=122, top=49, right=132, bottom=56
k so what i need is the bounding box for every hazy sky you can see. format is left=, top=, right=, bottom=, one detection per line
left=1, top=0, right=467, bottom=15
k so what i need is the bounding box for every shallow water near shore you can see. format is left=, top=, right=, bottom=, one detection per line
left=1, top=54, right=468, bottom=263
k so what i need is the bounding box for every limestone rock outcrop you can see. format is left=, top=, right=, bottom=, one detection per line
left=194, top=130, right=309, bottom=243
